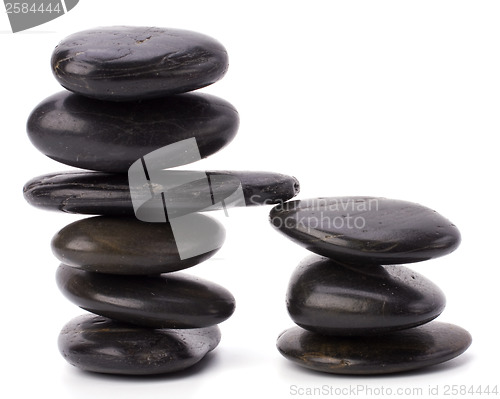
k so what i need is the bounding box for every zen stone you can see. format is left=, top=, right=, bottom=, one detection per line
left=56, top=265, right=235, bottom=328
left=59, top=314, right=221, bottom=375
left=269, top=197, right=461, bottom=265
left=27, top=91, right=239, bottom=173
left=51, top=214, right=225, bottom=275
left=287, top=255, right=446, bottom=335
left=23, top=170, right=300, bottom=216
left=51, top=26, right=229, bottom=101
left=277, top=322, right=472, bottom=375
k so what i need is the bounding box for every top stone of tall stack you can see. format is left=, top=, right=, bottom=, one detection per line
left=51, top=26, right=229, bottom=101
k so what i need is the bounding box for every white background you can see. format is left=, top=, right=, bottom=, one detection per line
left=1, top=1, right=498, bottom=398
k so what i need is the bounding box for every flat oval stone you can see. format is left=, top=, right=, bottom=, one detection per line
left=59, top=314, right=221, bottom=375
left=270, top=197, right=461, bottom=264
left=277, top=322, right=472, bottom=375
left=56, top=265, right=235, bottom=328
left=23, top=170, right=299, bottom=215
left=287, top=255, right=446, bottom=335
left=51, top=26, right=229, bottom=101
left=27, top=91, right=239, bottom=173
left=51, top=214, right=225, bottom=275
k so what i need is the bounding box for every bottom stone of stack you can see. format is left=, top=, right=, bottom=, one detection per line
left=276, top=322, right=471, bottom=375
left=59, top=314, right=221, bottom=375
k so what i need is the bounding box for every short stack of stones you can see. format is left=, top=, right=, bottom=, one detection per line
left=270, top=197, right=471, bottom=375
left=23, top=26, right=300, bottom=375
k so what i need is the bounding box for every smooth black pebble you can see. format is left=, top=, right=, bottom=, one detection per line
left=51, top=214, right=225, bottom=275
left=277, top=322, right=472, bottom=375
left=287, top=255, right=446, bottom=335
left=270, top=197, right=461, bottom=264
left=58, top=314, right=221, bottom=375
left=23, top=170, right=300, bottom=215
left=51, top=26, right=229, bottom=101
left=27, top=91, right=239, bottom=173
left=56, top=265, right=235, bottom=328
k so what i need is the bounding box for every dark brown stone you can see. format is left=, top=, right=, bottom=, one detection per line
left=277, top=322, right=472, bottom=375
left=51, top=215, right=225, bottom=275
left=58, top=314, right=221, bottom=375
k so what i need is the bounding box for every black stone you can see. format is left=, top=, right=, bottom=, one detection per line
left=56, top=265, right=235, bottom=328
left=51, top=215, right=225, bottom=275
left=58, top=314, right=221, bottom=375
left=27, top=91, right=239, bottom=173
left=23, top=170, right=300, bottom=216
left=270, top=197, right=461, bottom=265
left=277, top=322, right=472, bottom=375
left=51, top=26, right=229, bottom=101
left=287, top=255, right=446, bottom=335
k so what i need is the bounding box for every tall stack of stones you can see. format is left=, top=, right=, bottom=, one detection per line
left=23, top=26, right=299, bottom=375
left=270, top=197, right=472, bottom=374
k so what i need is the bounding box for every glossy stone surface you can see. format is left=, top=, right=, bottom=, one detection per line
left=51, top=26, right=228, bottom=101
left=27, top=91, right=239, bottom=173
left=59, top=314, right=221, bottom=375
left=56, top=265, right=235, bottom=328
left=287, top=255, right=446, bottom=335
left=23, top=170, right=299, bottom=215
left=277, top=322, right=472, bottom=375
left=51, top=215, right=225, bottom=275
left=270, top=197, right=461, bottom=265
